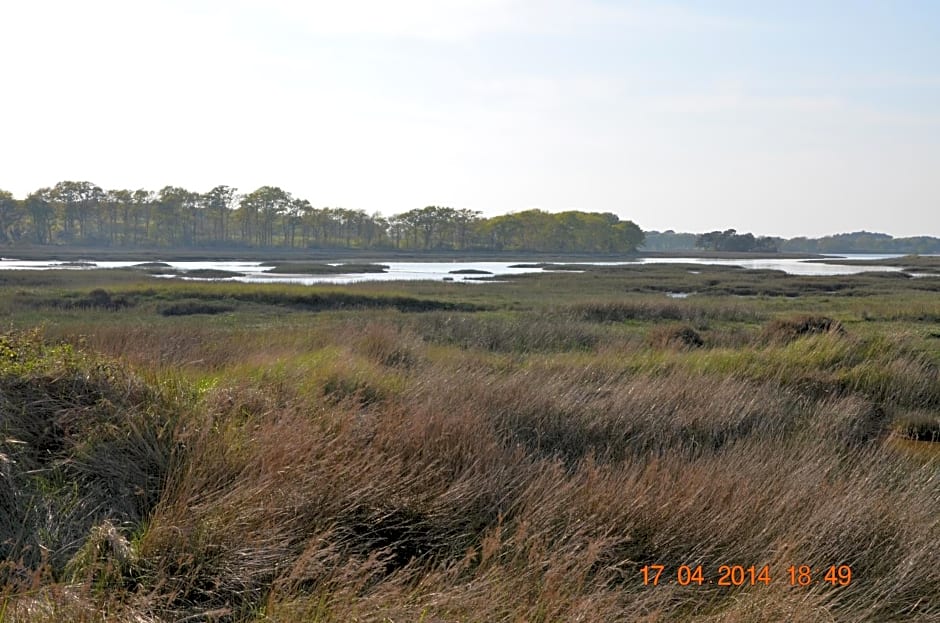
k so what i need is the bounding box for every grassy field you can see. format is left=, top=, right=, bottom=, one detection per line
left=0, top=263, right=938, bottom=622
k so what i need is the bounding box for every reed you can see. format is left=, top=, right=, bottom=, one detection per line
left=1, top=263, right=938, bottom=621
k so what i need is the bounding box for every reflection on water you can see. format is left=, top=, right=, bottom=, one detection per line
left=0, top=255, right=921, bottom=284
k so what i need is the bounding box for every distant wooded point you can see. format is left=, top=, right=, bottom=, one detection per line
left=645, top=229, right=940, bottom=254
left=0, top=182, right=643, bottom=253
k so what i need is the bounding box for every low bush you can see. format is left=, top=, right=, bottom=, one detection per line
left=72, top=289, right=134, bottom=311
left=896, top=411, right=940, bottom=442
left=648, top=323, right=705, bottom=349
left=0, top=330, right=179, bottom=575
left=761, top=314, right=844, bottom=343
left=160, top=300, right=235, bottom=316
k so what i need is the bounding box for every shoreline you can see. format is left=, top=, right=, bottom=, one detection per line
left=0, top=245, right=823, bottom=262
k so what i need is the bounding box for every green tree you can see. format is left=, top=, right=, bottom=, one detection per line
left=204, top=185, right=237, bottom=244
left=26, top=190, right=55, bottom=244
left=239, top=186, right=292, bottom=246
left=129, top=190, right=154, bottom=244
left=50, top=181, right=103, bottom=242
left=696, top=229, right=775, bottom=253
left=155, top=186, right=198, bottom=246
left=396, top=206, right=442, bottom=249
left=102, top=189, right=133, bottom=245
left=0, top=190, right=24, bottom=243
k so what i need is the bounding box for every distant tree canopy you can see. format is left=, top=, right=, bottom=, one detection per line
left=779, top=231, right=940, bottom=254
left=641, top=230, right=700, bottom=251
left=0, top=182, right=645, bottom=253
left=646, top=229, right=940, bottom=254
left=695, top=229, right=779, bottom=253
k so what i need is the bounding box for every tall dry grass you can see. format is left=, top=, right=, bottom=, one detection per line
left=2, top=297, right=939, bottom=622
left=116, top=359, right=938, bottom=622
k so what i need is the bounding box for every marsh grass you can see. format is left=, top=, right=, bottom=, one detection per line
left=409, top=312, right=602, bottom=353
left=0, top=331, right=180, bottom=579
left=1, top=264, right=939, bottom=621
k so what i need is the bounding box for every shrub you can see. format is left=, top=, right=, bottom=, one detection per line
left=896, top=412, right=940, bottom=442
left=160, top=300, right=235, bottom=316
left=648, top=323, right=705, bottom=349
left=75, top=289, right=133, bottom=311
left=0, top=331, right=178, bottom=574
left=761, top=314, right=844, bottom=343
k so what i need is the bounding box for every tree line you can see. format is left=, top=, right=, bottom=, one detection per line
left=644, top=229, right=940, bottom=254
left=0, top=182, right=644, bottom=253
left=694, top=229, right=779, bottom=252
left=779, top=231, right=940, bottom=254
left=638, top=229, right=780, bottom=252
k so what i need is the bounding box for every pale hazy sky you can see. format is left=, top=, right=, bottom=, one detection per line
left=2, top=1, right=938, bottom=237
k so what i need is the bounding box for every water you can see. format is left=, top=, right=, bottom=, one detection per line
left=0, top=254, right=925, bottom=284
left=628, top=257, right=904, bottom=276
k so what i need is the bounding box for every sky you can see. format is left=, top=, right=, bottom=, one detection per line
left=2, top=1, right=939, bottom=238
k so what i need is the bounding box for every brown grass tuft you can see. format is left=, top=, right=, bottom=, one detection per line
left=761, top=314, right=844, bottom=343
left=648, top=323, right=705, bottom=349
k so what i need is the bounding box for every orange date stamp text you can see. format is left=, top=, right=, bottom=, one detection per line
left=640, top=564, right=852, bottom=587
